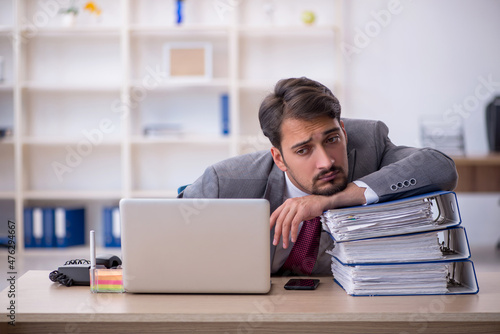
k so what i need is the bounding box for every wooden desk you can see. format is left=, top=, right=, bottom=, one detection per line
left=452, top=154, right=500, bottom=192
left=1, top=271, right=499, bottom=333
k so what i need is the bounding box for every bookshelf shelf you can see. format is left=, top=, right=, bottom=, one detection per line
left=238, top=24, right=338, bottom=36
left=130, top=190, right=179, bottom=199
left=0, top=85, right=14, bottom=92
left=0, top=191, right=15, bottom=199
left=20, top=27, right=121, bottom=36
left=0, top=26, right=13, bottom=33
left=22, top=137, right=122, bottom=146
left=131, top=135, right=231, bottom=146
left=135, top=79, right=230, bottom=90
left=130, top=25, right=230, bottom=35
left=23, top=190, right=123, bottom=200
left=6, top=0, right=344, bottom=250
left=237, top=78, right=339, bottom=91
left=0, top=138, right=14, bottom=145
left=21, top=82, right=122, bottom=92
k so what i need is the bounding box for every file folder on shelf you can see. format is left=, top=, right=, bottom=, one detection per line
left=103, top=207, right=121, bottom=247
left=322, top=191, right=461, bottom=242
left=42, top=208, right=56, bottom=247
left=332, top=259, right=479, bottom=296
left=24, top=207, right=44, bottom=248
left=23, top=208, right=34, bottom=248
left=55, top=208, right=85, bottom=247
left=24, top=207, right=85, bottom=247
left=328, top=226, right=471, bottom=265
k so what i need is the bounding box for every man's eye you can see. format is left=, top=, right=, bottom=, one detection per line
left=296, top=148, right=309, bottom=155
left=326, top=135, right=340, bottom=144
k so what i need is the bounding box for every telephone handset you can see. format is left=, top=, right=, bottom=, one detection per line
left=49, top=254, right=122, bottom=287
left=95, top=254, right=122, bottom=269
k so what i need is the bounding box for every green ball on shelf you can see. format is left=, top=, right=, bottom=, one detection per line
left=301, top=10, right=316, bottom=25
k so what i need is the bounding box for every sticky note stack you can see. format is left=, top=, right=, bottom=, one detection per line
left=92, top=268, right=124, bottom=293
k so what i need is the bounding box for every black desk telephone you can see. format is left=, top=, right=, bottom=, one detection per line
left=49, top=254, right=122, bottom=287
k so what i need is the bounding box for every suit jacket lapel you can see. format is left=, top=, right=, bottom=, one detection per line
left=264, top=164, right=285, bottom=213
left=263, top=163, right=285, bottom=269
left=347, top=148, right=356, bottom=183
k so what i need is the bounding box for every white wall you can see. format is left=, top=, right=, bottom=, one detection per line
left=342, top=0, right=500, bottom=154
left=341, top=0, right=500, bottom=249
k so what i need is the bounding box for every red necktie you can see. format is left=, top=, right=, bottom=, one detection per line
left=280, top=217, right=322, bottom=275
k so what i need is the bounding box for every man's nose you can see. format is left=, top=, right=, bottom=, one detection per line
left=315, top=147, right=334, bottom=170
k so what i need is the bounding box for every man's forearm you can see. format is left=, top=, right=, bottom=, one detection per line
left=324, top=182, right=367, bottom=209
left=270, top=182, right=367, bottom=248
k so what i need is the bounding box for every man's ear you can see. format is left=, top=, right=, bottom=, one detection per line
left=340, top=119, right=348, bottom=145
left=270, top=147, right=287, bottom=172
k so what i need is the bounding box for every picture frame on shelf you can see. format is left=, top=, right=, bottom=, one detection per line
left=163, top=42, right=213, bottom=81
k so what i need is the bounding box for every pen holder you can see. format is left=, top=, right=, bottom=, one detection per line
left=90, top=267, right=124, bottom=293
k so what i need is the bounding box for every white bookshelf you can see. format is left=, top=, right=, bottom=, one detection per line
left=1, top=0, right=344, bottom=250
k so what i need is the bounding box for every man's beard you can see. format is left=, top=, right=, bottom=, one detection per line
left=287, top=164, right=348, bottom=196
left=311, top=166, right=348, bottom=196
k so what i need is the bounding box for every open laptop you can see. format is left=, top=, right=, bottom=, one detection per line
left=119, top=198, right=271, bottom=294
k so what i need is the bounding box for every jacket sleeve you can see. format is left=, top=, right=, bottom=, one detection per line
left=178, top=165, right=220, bottom=198
left=178, top=151, right=275, bottom=199
left=355, top=121, right=458, bottom=202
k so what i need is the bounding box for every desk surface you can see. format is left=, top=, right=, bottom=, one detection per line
left=1, top=270, right=500, bottom=334
left=451, top=153, right=500, bottom=192
left=452, top=153, right=500, bottom=166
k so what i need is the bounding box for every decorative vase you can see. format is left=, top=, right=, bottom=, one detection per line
left=61, top=13, right=77, bottom=27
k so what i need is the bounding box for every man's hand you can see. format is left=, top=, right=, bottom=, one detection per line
left=270, top=182, right=367, bottom=249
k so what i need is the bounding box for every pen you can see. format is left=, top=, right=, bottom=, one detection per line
left=90, top=230, right=96, bottom=292
left=90, top=230, right=96, bottom=270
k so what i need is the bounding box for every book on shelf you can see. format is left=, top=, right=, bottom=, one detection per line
left=54, top=208, right=85, bottom=247
left=103, top=206, right=121, bottom=247
left=24, top=208, right=43, bottom=247
left=0, top=127, right=13, bottom=139
left=143, top=123, right=184, bottom=137
left=221, top=93, right=229, bottom=135
left=24, top=207, right=85, bottom=248
left=322, top=191, right=479, bottom=296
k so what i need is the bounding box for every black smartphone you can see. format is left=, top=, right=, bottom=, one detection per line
left=284, top=279, right=320, bottom=290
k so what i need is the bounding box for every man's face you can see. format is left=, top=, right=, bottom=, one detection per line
left=271, top=116, right=349, bottom=196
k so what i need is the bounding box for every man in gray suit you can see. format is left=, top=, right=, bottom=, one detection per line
left=179, top=77, right=458, bottom=275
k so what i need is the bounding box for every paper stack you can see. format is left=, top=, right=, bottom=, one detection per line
left=322, top=191, right=479, bottom=296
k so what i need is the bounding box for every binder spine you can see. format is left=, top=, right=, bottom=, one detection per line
left=55, top=208, right=67, bottom=247
left=42, top=209, right=56, bottom=247
left=221, top=93, right=230, bottom=136
left=32, top=208, right=43, bottom=247
left=23, top=208, right=34, bottom=248
left=55, top=208, right=85, bottom=247
left=104, top=207, right=121, bottom=247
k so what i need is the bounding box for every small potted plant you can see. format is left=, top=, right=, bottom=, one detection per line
left=59, top=0, right=79, bottom=27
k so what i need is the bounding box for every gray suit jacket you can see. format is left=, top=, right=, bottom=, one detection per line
left=180, top=118, right=458, bottom=274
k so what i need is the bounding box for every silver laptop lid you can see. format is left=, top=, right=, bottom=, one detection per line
left=120, top=198, right=271, bottom=294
